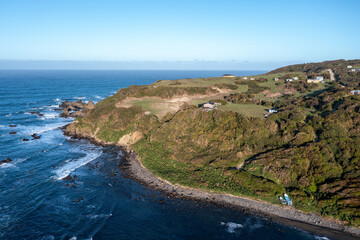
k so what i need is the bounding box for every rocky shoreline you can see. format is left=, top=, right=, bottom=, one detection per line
left=63, top=126, right=360, bottom=240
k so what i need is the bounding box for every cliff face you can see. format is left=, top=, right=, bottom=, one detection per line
left=65, top=60, right=360, bottom=227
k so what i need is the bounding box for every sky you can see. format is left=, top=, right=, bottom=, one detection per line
left=0, top=0, right=359, bottom=70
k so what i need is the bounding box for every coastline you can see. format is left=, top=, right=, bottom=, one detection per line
left=63, top=129, right=360, bottom=240
left=120, top=149, right=360, bottom=240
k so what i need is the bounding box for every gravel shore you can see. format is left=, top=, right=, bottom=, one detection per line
left=120, top=148, right=360, bottom=240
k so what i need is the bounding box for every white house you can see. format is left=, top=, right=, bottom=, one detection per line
left=286, top=79, right=293, bottom=82
left=347, top=65, right=353, bottom=69
left=351, top=69, right=356, bottom=72
left=242, top=77, right=248, bottom=80
left=315, top=76, right=324, bottom=81
left=268, top=109, right=278, bottom=114
left=293, top=76, right=299, bottom=80
left=350, top=90, right=360, bottom=95
left=203, top=102, right=216, bottom=109
left=250, top=77, right=255, bottom=80
left=274, top=78, right=279, bottom=81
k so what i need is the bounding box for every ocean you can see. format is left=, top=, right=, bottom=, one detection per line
left=0, top=70, right=328, bottom=240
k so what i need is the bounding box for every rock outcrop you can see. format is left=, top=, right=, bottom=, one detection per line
left=0, top=158, right=12, bottom=165
left=60, top=100, right=94, bottom=118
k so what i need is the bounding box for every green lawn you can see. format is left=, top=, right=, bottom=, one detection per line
left=217, top=103, right=269, bottom=118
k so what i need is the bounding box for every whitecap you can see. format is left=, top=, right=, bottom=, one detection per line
left=315, top=237, right=330, bottom=240
left=74, top=96, right=86, bottom=100
left=43, top=113, right=58, bottom=119
left=69, top=237, right=77, bottom=240
left=5, top=113, right=12, bottom=117
left=94, top=95, right=103, bottom=99
left=46, top=105, right=59, bottom=108
left=86, top=213, right=112, bottom=219
left=53, top=150, right=101, bottom=180
left=21, top=122, right=68, bottom=135
left=221, top=222, right=243, bottom=233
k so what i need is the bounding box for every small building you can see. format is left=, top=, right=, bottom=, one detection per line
left=285, top=79, right=293, bottom=82
left=347, top=65, right=353, bottom=69
left=223, top=74, right=235, bottom=77
left=350, top=90, right=360, bottom=95
left=202, top=102, right=216, bottom=110
left=268, top=109, right=278, bottom=114
left=315, top=76, right=324, bottom=81
left=274, top=78, right=280, bottom=81
left=242, top=77, right=248, bottom=80
left=293, top=76, right=299, bottom=80
left=307, top=79, right=321, bottom=83
left=351, top=68, right=356, bottom=72
left=250, top=77, right=255, bottom=80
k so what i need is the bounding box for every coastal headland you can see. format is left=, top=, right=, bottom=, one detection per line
left=64, top=59, right=360, bottom=238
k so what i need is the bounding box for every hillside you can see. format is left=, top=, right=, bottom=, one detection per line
left=65, top=59, right=360, bottom=227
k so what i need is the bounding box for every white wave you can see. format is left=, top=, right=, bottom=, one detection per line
left=69, top=237, right=77, bottom=240
left=5, top=113, right=12, bottom=117
left=94, top=95, right=103, bottom=99
left=21, top=122, right=66, bottom=135
left=53, top=150, right=101, bottom=180
left=111, top=91, right=117, bottom=94
left=46, top=105, right=59, bottom=108
left=74, top=96, right=86, bottom=100
left=54, top=98, right=61, bottom=101
left=42, top=113, right=58, bottom=119
left=315, top=237, right=330, bottom=240
left=0, top=125, right=5, bottom=128
left=86, top=213, right=112, bottom=219
left=0, top=163, right=14, bottom=169
left=221, top=222, right=243, bottom=233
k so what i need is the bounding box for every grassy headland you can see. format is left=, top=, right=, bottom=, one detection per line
left=65, top=59, right=360, bottom=227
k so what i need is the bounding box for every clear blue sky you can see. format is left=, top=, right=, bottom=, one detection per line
left=0, top=0, right=359, bottom=69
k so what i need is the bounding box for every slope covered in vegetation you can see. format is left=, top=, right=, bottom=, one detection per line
left=65, top=59, right=360, bottom=227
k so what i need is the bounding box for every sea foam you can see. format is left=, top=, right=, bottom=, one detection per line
left=221, top=222, right=243, bottom=233
left=53, top=150, right=101, bottom=180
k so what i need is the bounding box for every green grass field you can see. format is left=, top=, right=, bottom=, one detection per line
left=217, top=103, right=269, bottom=118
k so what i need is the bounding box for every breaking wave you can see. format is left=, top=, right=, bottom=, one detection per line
left=53, top=150, right=101, bottom=180
left=220, top=222, right=243, bottom=233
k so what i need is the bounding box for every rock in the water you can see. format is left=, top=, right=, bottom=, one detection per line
left=60, top=108, right=71, bottom=118
left=31, top=134, right=41, bottom=139
left=8, top=124, right=17, bottom=127
left=23, top=138, right=30, bottom=141
left=62, top=175, right=74, bottom=181
left=0, top=158, right=12, bottom=165
left=27, top=111, right=44, bottom=117
left=9, top=132, right=16, bottom=135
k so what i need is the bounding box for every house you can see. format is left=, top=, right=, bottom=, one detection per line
left=307, top=79, right=321, bottom=83
left=285, top=79, right=293, bottom=82
left=250, top=77, right=255, bottom=80
left=242, top=77, right=248, bottom=80
left=347, top=65, right=353, bottom=69
left=315, top=76, right=324, bottom=81
left=274, top=78, right=280, bottom=81
left=268, top=109, right=278, bottom=114
left=351, top=68, right=356, bottom=72
left=350, top=90, right=360, bottom=95
left=223, top=74, right=235, bottom=77
left=293, top=76, right=299, bottom=80
left=202, top=102, right=216, bottom=110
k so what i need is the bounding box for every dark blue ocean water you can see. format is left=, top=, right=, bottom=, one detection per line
left=0, top=70, right=328, bottom=240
